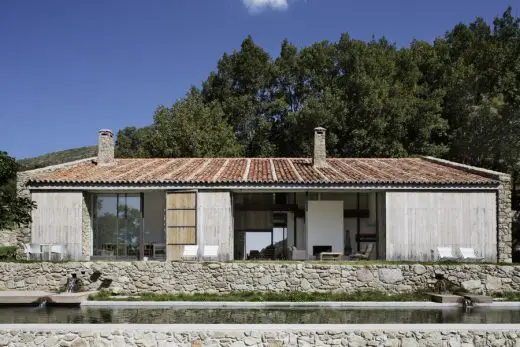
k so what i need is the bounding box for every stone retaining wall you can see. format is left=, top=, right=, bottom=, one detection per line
left=0, top=326, right=519, bottom=346
left=0, top=261, right=519, bottom=295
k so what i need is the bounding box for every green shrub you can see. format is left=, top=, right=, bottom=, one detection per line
left=0, top=246, right=18, bottom=261
left=89, top=290, right=431, bottom=302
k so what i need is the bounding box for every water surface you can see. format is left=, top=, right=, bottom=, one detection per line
left=0, top=307, right=518, bottom=324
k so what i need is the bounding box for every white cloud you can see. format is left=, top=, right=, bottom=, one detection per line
left=242, top=0, right=291, bottom=13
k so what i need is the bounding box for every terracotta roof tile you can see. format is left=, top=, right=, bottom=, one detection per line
left=218, top=159, right=248, bottom=182
left=192, top=158, right=227, bottom=182
left=293, top=159, right=325, bottom=182
left=272, top=159, right=299, bottom=182
left=29, top=157, right=498, bottom=186
left=248, top=159, right=273, bottom=182
left=169, top=158, right=206, bottom=181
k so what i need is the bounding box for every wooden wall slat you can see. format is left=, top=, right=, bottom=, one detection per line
left=167, top=227, right=196, bottom=244
left=31, top=192, right=83, bottom=260
left=166, top=192, right=197, bottom=260
left=166, top=245, right=183, bottom=261
left=385, top=191, right=497, bottom=261
left=167, top=193, right=196, bottom=209
left=166, top=210, right=196, bottom=227
left=198, top=192, right=233, bottom=260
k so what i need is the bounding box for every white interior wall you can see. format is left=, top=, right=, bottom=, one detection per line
left=306, top=200, right=344, bottom=258
left=143, top=191, right=165, bottom=244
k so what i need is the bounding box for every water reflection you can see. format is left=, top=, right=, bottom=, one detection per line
left=0, top=307, right=520, bottom=324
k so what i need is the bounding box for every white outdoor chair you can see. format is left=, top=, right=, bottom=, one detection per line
left=436, top=247, right=459, bottom=261
left=153, top=243, right=166, bottom=259
left=349, top=243, right=374, bottom=260
left=181, top=245, right=199, bottom=261
left=50, top=244, right=68, bottom=261
left=203, top=245, right=219, bottom=260
left=459, top=247, right=485, bottom=261
left=28, top=243, right=42, bottom=260
left=22, top=244, right=31, bottom=260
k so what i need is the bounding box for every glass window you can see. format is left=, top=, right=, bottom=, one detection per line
left=93, top=194, right=143, bottom=259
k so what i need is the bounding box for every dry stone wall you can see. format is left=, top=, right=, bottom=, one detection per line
left=0, top=261, right=519, bottom=295
left=0, top=326, right=519, bottom=346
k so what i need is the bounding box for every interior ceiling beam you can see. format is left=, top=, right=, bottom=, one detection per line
left=234, top=204, right=370, bottom=218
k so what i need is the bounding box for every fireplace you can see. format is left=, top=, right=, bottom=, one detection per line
left=312, top=245, right=332, bottom=258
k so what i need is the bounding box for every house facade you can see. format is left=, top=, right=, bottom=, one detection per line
left=13, top=128, right=512, bottom=262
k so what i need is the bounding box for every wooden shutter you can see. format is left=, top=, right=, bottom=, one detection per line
left=166, top=192, right=197, bottom=260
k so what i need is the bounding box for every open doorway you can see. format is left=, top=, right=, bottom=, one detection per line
left=239, top=227, right=287, bottom=260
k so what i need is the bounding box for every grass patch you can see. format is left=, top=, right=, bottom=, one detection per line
left=89, top=290, right=431, bottom=302
left=491, top=292, right=520, bottom=301
left=0, top=246, right=17, bottom=261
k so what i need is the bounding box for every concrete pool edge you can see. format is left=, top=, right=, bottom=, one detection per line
left=80, top=300, right=520, bottom=308
left=2, top=323, right=520, bottom=345
left=80, top=300, right=461, bottom=308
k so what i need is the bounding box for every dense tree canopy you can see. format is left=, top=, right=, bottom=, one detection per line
left=116, top=8, right=520, bottom=178
left=0, top=151, right=35, bottom=230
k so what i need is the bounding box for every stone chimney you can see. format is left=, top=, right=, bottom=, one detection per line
left=97, top=129, right=114, bottom=165
left=313, top=127, right=327, bottom=168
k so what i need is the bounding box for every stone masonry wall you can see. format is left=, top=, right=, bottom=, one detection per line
left=498, top=175, right=513, bottom=263
left=0, top=261, right=519, bottom=294
left=81, top=192, right=92, bottom=258
left=0, top=326, right=519, bottom=346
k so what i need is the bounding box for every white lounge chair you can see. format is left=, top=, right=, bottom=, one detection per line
left=26, top=243, right=42, bottom=260
left=459, top=247, right=485, bottom=261
left=23, top=244, right=31, bottom=260
left=349, top=243, right=374, bottom=260
left=203, top=245, right=219, bottom=260
left=50, top=244, right=68, bottom=261
left=153, top=243, right=166, bottom=259
left=182, top=245, right=199, bottom=260
left=436, top=247, right=459, bottom=261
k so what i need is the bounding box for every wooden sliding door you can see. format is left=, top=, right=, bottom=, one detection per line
left=166, top=191, right=197, bottom=260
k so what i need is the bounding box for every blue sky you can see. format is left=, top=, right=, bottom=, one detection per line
left=1, top=0, right=517, bottom=159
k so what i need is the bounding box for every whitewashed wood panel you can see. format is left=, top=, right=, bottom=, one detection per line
left=385, top=191, right=497, bottom=261
left=197, top=191, right=233, bottom=260
left=31, top=192, right=83, bottom=260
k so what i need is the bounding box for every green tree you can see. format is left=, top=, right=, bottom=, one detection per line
left=145, top=89, right=243, bottom=157
left=0, top=152, right=36, bottom=230
left=202, top=36, right=275, bottom=156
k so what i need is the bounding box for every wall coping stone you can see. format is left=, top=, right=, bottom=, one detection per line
left=1, top=323, right=520, bottom=332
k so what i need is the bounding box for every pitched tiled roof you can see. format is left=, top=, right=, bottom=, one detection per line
left=28, top=157, right=497, bottom=186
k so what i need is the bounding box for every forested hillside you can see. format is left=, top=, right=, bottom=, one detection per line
left=115, top=8, right=520, bottom=178
left=17, top=146, right=97, bottom=171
